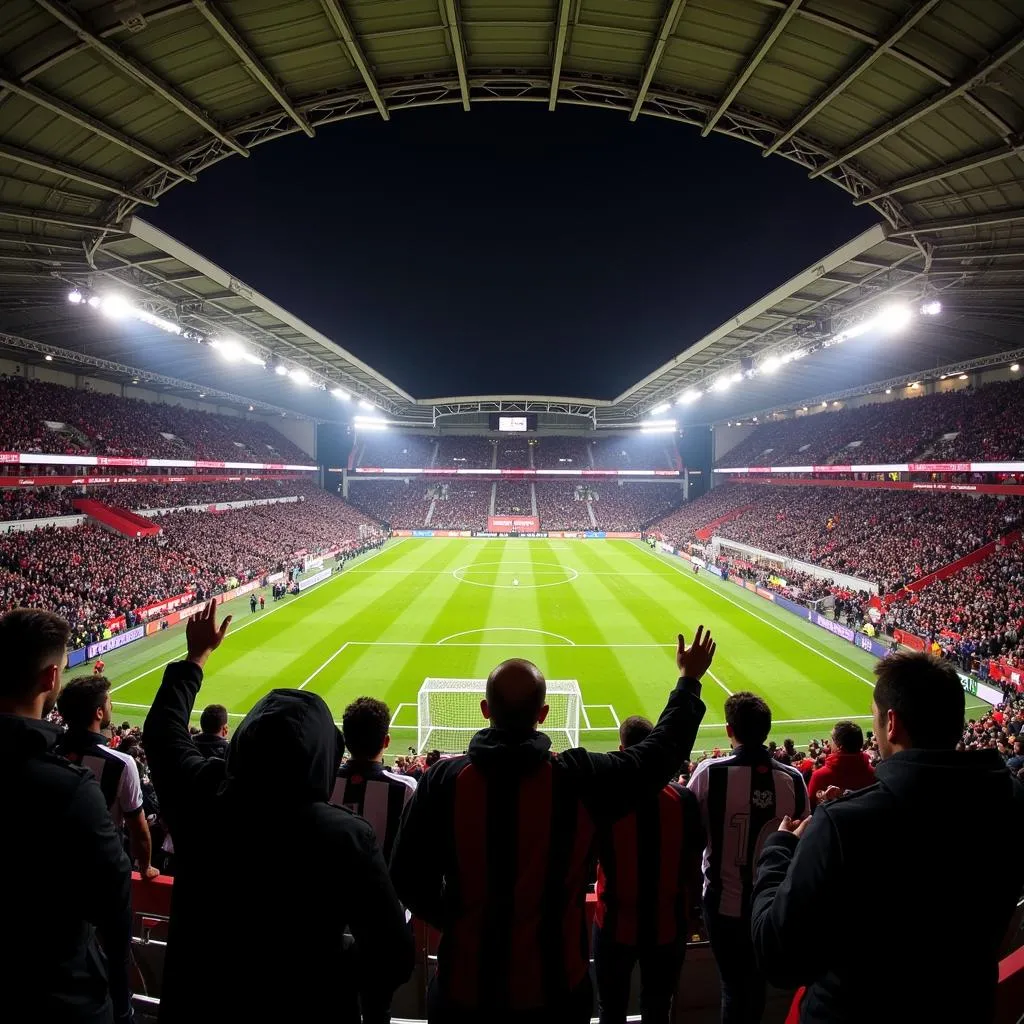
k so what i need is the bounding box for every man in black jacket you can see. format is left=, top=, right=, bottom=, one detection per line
left=752, top=652, right=1024, bottom=1023
left=0, top=608, right=133, bottom=1024
left=390, top=625, right=714, bottom=1024
left=143, top=601, right=413, bottom=1023
left=194, top=703, right=230, bottom=759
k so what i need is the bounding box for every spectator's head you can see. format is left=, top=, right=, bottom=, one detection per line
left=200, top=703, right=229, bottom=738
left=425, top=749, right=441, bottom=767
left=832, top=720, right=864, bottom=754
left=342, top=696, right=391, bottom=761
left=619, top=715, right=653, bottom=750
left=483, top=659, right=548, bottom=733
left=725, top=692, right=772, bottom=748
left=0, top=608, right=70, bottom=718
left=57, top=675, right=112, bottom=733
left=873, top=653, right=965, bottom=756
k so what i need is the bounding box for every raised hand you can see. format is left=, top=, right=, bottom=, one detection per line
left=186, top=599, right=232, bottom=668
left=778, top=815, right=811, bottom=839
left=677, top=625, right=717, bottom=680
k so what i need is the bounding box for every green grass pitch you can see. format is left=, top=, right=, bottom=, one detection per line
left=101, top=538, right=989, bottom=754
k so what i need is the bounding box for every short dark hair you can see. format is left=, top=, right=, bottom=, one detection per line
left=725, top=692, right=772, bottom=747
left=0, top=608, right=70, bottom=702
left=832, top=720, right=864, bottom=754
left=199, top=704, right=228, bottom=735
left=619, top=715, right=653, bottom=749
left=873, top=653, right=965, bottom=749
left=57, top=675, right=111, bottom=731
left=342, top=696, right=390, bottom=760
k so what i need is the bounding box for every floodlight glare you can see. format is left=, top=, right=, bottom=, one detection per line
left=358, top=399, right=374, bottom=410
left=920, top=300, right=942, bottom=316
left=87, top=295, right=101, bottom=308
left=709, top=377, right=731, bottom=393
left=100, top=295, right=131, bottom=320
left=68, top=289, right=83, bottom=304
left=289, top=369, right=310, bottom=385
left=274, top=364, right=289, bottom=376
left=677, top=390, right=701, bottom=404
left=760, top=356, right=782, bottom=374
left=211, top=339, right=244, bottom=362
left=1012, top=364, right=1021, bottom=373
left=650, top=403, right=670, bottom=415
left=242, top=352, right=266, bottom=367
left=330, top=387, right=350, bottom=400
left=729, top=372, right=743, bottom=383
left=877, top=304, right=913, bottom=333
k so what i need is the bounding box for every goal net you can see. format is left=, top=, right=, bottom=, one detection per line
left=417, top=678, right=582, bottom=753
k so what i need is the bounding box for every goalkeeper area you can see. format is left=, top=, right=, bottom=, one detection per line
left=99, top=537, right=991, bottom=754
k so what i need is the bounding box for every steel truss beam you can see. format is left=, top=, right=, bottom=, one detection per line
left=431, top=399, right=598, bottom=427
left=442, top=0, right=471, bottom=111
left=629, top=0, right=688, bottom=121
left=0, top=204, right=119, bottom=232
left=763, top=0, right=940, bottom=157
left=192, top=0, right=314, bottom=137
left=0, top=142, right=157, bottom=206
left=811, top=24, right=1024, bottom=179
left=0, top=331, right=318, bottom=419
left=891, top=209, right=1024, bottom=236
left=734, top=347, right=1024, bottom=423
left=549, top=0, right=572, bottom=111
left=321, top=0, right=389, bottom=121
left=0, top=67, right=193, bottom=181
left=33, top=0, right=248, bottom=157
left=703, top=0, right=802, bottom=137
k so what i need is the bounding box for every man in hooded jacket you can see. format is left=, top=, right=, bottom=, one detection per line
left=752, top=652, right=1024, bottom=1023
left=390, top=625, right=714, bottom=1024
left=143, top=601, right=413, bottom=1023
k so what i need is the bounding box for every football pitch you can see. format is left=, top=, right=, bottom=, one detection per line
left=101, top=538, right=989, bottom=753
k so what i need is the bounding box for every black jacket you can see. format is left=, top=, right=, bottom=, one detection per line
left=143, top=662, right=413, bottom=1023
left=752, top=749, right=1024, bottom=1023
left=390, top=675, right=705, bottom=1013
left=0, top=713, right=132, bottom=1024
left=192, top=732, right=229, bottom=760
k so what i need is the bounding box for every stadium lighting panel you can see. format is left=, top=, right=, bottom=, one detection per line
left=1012, top=364, right=1020, bottom=373
left=68, top=289, right=83, bottom=304
left=331, top=387, right=350, bottom=400
left=650, top=402, right=670, bottom=415
left=760, top=355, right=782, bottom=374
left=358, top=399, right=374, bottom=410
left=274, top=363, right=289, bottom=376
left=920, top=300, right=942, bottom=316
left=677, top=390, right=701, bottom=405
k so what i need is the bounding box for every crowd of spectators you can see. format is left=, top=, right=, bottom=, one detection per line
left=493, top=479, right=533, bottom=515
left=495, top=440, right=531, bottom=469
left=532, top=436, right=590, bottom=469
left=0, top=375, right=309, bottom=463
left=0, top=490, right=381, bottom=647
left=887, top=541, right=1024, bottom=666
left=533, top=482, right=593, bottom=530
left=649, top=484, right=758, bottom=546
left=346, top=481, right=431, bottom=528
left=356, top=433, right=435, bottom=468
left=435, top=436, right=494, bottom=468
left=425, top=481, right=491, bottom=530
left=592, top=435, right=676, bottom=470
left=719, top=376, right=1024, bottom=468
left=591, top=482, right=683, bottom=531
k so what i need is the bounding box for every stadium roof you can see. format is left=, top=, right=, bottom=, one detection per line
left=1, top=0, right=1023, bottom=424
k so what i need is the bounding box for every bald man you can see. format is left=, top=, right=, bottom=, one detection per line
left=391, top=627, right=715, bottom=1024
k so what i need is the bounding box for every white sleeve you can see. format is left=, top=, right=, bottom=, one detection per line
left=687, top=762, right=711, bottom=832
left=118, top=756, right=144, bottom=817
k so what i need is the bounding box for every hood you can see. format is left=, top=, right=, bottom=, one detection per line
left=0, top=714, right=61, bottom=764
left=224, top=689, right=343, bottom=801
left=194, top=732, right=229, bottom=758
left=875, top=748, right=1016, bottom=811
left=468, top=727, right=552, bottom=775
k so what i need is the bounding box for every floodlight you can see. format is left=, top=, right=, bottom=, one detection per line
left=920, top=300, right=942, bottom=316
left=212, top=339, right=244, bottom=362
left=44, top=354, right=53, bottom=362
left=710, top=377, right=731, bottom=393
left=958, top=374, right=968, bottom=381
left=729, top=372, right=743, bottom=383
left=242, top=352, right=266, bottom=366
left=877, top=304, right=913, bottom=333
left=289, top=369, right=310, bottom=385
left=87, top=295, right=101, bottom=308
left=274, top=364, right=289, bottom=376
left=1013, top=364, right=1021, bottom=373
left=677, top=390, right=701, bottom=404
left=331, top=387, right=350, bottom=400
left=760, top=356, right=782, bottom=374
left=68, top=289, right=83, bottom=304
left=358, top=399, right=374, bottom=410
left=650, top=403, right=670, bottom=415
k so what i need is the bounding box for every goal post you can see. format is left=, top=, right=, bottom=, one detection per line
left=417, top=678, right=582, bottom=753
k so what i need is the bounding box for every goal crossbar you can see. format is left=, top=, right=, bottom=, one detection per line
left=417, top=677, right=582, bottom=753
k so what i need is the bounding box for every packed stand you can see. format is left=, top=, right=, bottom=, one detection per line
left=495, top=440, right=531, bottom=469
left=719, top=377, right=1024, bottom=469
left=532, top=436, right=590, bottom=469
left=533, top=482, right=594, bottom=530
left=434, top=436, right=494, bottom=469
left=493, top=479, right=532, bottom=515
left=0, top=490, right=381, bottom=647
left=648, top=484, right=760, bottom=546
left=591, top=482, right=683, bottom=531
left=356, top=432, right=434, bottom=468
left=346, top=481, right=429, bottom=529
left=591, top=434, right=676, bottom=470
left=426, top=481, right=491, bottom=530
left=887, top=541, right=1024, bottom=665
left=0, top=375, right=309, bottom=463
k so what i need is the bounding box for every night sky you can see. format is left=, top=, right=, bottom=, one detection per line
left=149, top=104, right=877, bottom=401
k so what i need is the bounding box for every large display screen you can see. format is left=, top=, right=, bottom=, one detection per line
left=490, top=413, right=537, bottom=432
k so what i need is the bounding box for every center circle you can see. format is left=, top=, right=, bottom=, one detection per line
left=452, top=560, right=580, bottom=590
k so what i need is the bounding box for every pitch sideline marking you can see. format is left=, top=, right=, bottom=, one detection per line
left=436, top=627, right=576, bottom=646
left=707, top=670, right=734, bottom=698
left=108, top=541, right=402, bottom=695
left=634, top=542, right=875, bottom=689
left=390, top=702, right=416, bottom=727
left=299, top=642, right=350, bottom=690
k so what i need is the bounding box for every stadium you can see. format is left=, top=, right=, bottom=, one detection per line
left=1, top=1, right=1023, bottom=1022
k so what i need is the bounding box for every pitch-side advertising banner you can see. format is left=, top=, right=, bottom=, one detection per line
left=298, top=568, right=331, bottom=591
left=88, top=626, right=145, bottom=659
left=488, top=516, right=540, bottom=533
